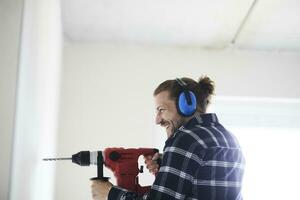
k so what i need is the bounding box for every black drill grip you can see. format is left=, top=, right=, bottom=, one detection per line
left=90, top=151, right=109, bottom=181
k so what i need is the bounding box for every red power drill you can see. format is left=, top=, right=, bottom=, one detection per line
left=43, top=148, right=159, bottom=195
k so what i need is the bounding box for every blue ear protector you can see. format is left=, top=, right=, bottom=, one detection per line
left=175, top=78, right=197, bottom=117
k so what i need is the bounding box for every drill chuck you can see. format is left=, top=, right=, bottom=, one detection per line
left=72, top=151, right=90, bottom=166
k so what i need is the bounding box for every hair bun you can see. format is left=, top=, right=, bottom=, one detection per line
left=198, top=76, right=215, bottom=96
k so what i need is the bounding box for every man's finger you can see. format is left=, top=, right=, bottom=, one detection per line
left=148, top=164, right=159, bottom=170
left=152, top=153, right=160, bottom=160
left=150, top=168, right=159, bottom=174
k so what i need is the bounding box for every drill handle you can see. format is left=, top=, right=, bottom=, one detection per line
left=90, top=151, right=110, bottom=181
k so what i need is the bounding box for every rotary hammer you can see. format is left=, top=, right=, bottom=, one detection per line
left=43, top=148, right=159, bottom=195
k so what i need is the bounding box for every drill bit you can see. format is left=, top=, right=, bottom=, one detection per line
left=43, top=151, right=92, bottom=166
left=43, top=157, right=71, bottom=161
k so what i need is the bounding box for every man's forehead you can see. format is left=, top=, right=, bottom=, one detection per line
left=155, top=90, right=171, bottom=99
left=155, top=91, right=173, bottom=106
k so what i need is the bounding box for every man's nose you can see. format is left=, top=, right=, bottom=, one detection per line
left=155, top=114, right=162, bottom=125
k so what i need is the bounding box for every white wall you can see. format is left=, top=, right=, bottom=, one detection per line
left=9, top=0, right=62, bottom=200
left=0, top=0, right=23, bottom=199
left=55, top=41, right=300, bottom=200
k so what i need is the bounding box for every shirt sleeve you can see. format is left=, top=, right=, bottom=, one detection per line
left=147, top=132, right=201, bottom=199
left=108, top=186, right=149, bottom=200
left=108, top=131, right=201, bottom=200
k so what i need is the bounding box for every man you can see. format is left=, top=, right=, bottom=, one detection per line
left=91, top=76, right=245, bottom=200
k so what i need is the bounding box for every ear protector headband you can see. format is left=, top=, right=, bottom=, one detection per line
left=175, top=78, right=197, bottom=117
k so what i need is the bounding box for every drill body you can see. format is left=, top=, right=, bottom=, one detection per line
left=65, top=148, right=158, bottom=195
left=103, top=148, right=157, bottom=194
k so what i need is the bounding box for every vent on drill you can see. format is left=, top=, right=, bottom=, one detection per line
left=109, top=151, right=121, bottom=161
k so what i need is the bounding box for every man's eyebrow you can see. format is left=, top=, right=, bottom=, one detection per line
left=156, top=105, right=163, bottom=110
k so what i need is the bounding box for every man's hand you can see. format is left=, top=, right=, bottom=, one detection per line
left=91, top=180, right=113, bottom=200
left=144, top=152, right=160, bottom=175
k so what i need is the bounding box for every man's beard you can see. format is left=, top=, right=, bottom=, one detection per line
left=169, top=118, right=185, bottom=135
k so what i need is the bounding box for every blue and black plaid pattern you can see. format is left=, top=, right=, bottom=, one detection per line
left=108, top=113, right=245, bottom=200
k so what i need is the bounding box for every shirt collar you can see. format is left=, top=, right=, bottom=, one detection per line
left=186, top=113, right=219, bottom=127
left=165, top=113, right=219, bottom=143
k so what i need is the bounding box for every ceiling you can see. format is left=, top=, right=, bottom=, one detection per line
left=62, top=0, right=300, bottom=51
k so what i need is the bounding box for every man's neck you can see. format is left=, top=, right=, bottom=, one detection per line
left=184, top=111, right=204, bottom=122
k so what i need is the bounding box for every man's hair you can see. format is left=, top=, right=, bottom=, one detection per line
left=153, top=76, right=215, bottom=113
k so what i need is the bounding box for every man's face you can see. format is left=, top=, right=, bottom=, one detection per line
left=154, top=91, right=184, bottom=138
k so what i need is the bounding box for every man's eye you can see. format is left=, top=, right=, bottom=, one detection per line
left=159, top=109, right=165, bottom=113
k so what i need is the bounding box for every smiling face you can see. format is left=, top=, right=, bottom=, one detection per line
left=154, top=91, right=185, bottom=138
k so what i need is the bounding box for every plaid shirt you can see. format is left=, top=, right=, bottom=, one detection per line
left=108, top=113, right=245, bottom=200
